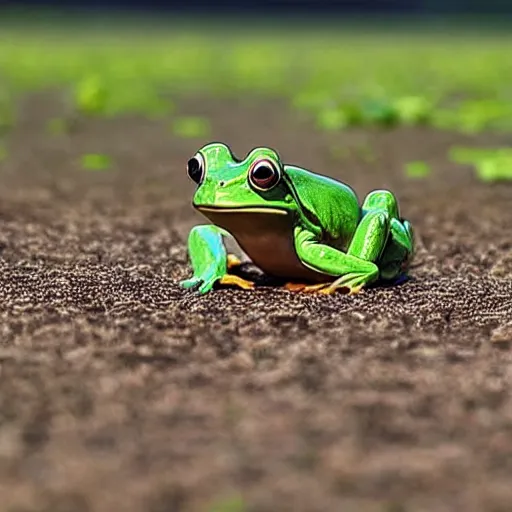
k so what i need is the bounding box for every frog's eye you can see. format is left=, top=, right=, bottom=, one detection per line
left=248, top=159, right=281, bottom=191
left=187, top=153, right=205, bottom=184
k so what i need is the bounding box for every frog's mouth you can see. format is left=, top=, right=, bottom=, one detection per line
left=195, top=205, right=288, bottom=216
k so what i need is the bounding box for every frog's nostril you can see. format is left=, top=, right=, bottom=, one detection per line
left=219, top=181, right=226, bottom=187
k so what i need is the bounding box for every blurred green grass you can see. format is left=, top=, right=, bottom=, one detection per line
left=1, top=20, right=512, bottom=130
left=0, top=22, right=510, bottom=130
left=0, top=17, right=512, bottom=179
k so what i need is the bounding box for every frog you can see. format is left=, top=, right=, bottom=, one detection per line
left=180, top=142, right=414, bottom=295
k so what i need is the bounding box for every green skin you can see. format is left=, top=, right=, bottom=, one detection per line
left=181, top=142, right=414, bottom=295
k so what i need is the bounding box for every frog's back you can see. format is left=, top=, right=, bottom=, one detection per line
left=284, top=165, right=361, bottom=247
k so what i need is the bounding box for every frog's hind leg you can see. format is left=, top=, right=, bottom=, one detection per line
left=289, top=190, right=409, bottom=296
left=317, top=189, right=398, bottom=295
left=362, top=188, right=400, bottom=218
left=378, top=218, right=415, bottom=283
left=361, top=188, right=414, bottom=282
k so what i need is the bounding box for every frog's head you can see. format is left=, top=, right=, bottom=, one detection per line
left=186, top=142, right=296, bottom=219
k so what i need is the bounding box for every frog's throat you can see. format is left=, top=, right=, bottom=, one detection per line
left=194, top=204, right=323, bottom=282
left=195, top=205, right=288, bottom=216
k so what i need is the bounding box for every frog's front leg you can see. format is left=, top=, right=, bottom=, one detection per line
left=293, top=209, right=388, bottom=295
left=180, top=225, right=254, bottom=294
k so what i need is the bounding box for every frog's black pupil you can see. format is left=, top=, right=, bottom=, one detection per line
left=253, top=165, right=274, bottom=182
left=187, top=157, right=203, bottom=184
left=250, top=162, right=280, bottom=190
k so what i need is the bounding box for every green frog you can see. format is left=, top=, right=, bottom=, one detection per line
left=180, top=142, right=414, bottom=295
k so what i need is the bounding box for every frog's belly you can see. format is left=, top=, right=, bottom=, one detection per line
left=201, top=209, right=327, bottom=282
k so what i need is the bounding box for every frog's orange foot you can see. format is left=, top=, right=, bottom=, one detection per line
left=219, top=274, right=255, bottom=290
left=284, top=282, right=332, bottom=293
left=317, top=283, right=363, bottom=295
left=227, top=254, right=243, bottom=270
left=317, top=272, right=372, bottom=295
left=284, top=282, right=307, bottom=292
left=284, top=280, right=365, bottom=295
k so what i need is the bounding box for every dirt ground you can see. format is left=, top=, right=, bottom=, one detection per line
left=0, top=93, right=511, bottom=512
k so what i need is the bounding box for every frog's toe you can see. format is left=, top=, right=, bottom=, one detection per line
left=284, top=282, right=307, bottom=292
left=348, top=284, right=364, bottom=295
left=219, top=274, right=255, bottom=291
left=317, top=273, right=370, bottom=295
left=316, top=283, right=344, bottom=295
left=198, top=281, right=216, bottom=294
left=180, top=277, right=202, bottom=290
left=317, top=286, right=337, bottom=295
left=181, top=276, right=216, bottom=295
left=284, top=282, right=330, bottom=293
left=302, top=283, right=332, bottom=293
left=318, top=283, right=363, bottom=295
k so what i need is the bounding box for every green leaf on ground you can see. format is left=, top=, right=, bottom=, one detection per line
left=80, top=153, right=112, bottom=171
left=405, top=160, right=431, bottom=179
left=172, top=116, right=211, bottom=138
left=449, top=146, right=512, bottom=182
left=207, top=494, right=246, bottom=512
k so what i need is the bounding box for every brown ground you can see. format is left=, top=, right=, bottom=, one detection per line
left=0, top=93, right=511, bottom=512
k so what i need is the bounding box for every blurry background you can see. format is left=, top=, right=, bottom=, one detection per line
left=0, top=2, right=511, bottom=512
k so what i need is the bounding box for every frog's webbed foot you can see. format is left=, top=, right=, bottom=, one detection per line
left=317, top=273, right=367, bottom=295
left=218, top=274, right=255, bottom=290
left=180, top=276, right=203, bottom=290
left=284, top=282, right=331, bottom=293
left=284, top=276, right=367, bottom=295
left=181, top=274, right=255, bottom=294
